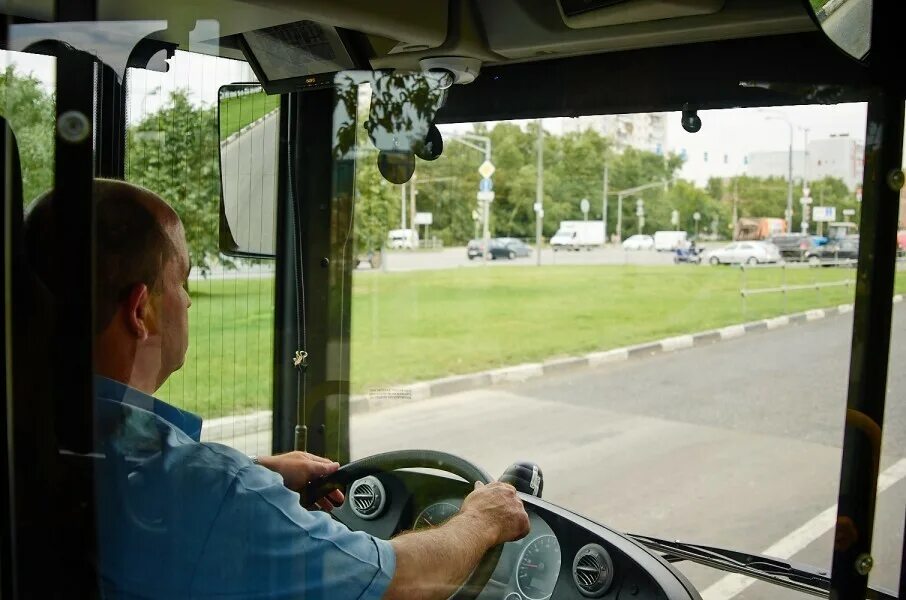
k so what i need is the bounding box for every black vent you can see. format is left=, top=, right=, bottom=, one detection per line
left=572, top=544, right=614, bottom=597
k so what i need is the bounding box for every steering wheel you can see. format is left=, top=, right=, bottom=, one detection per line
left=302, top=450, right=504, bottom=600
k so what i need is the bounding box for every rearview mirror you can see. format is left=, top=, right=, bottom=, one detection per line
left=805, top=0, right=871, bottom=61
left=218, top=83, right=279, bottom=257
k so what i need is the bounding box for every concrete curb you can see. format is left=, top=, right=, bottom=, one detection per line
left=221, top=109, right=278, bottom=147
left=205, top=297, right=901, bottom=439
left=816, top=0, right=849, bottom=21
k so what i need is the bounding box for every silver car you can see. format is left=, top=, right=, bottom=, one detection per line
left=706, top=241, right=782, bottom=265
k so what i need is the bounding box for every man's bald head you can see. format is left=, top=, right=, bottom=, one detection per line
left=24, top=179, right=180, bottom=332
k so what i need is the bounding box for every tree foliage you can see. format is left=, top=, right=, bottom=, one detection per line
left=126, top=89, right=223, bottom=271
left=0, top=66, right=55, bottom=204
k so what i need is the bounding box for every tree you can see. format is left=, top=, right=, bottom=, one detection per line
left=127, top=90, right=223, bottom=271
left=0, top=66, right=55, bottom=204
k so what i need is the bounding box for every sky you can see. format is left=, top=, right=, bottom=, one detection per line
left=1, top=47, right=888, bottom=188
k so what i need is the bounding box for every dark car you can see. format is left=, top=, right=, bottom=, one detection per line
left=489, top=238, right=532, bottom=260
left=766, top=234, right=824, bottom=262
left=805, top=237, right=859, bottom=266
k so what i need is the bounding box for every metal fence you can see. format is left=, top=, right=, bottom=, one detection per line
left=738, top=262, right=855, bottom=318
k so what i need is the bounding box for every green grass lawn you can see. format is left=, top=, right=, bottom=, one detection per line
left=219, top=91, right=280, bottom=140
left=158, top=265, right=905, bottom=419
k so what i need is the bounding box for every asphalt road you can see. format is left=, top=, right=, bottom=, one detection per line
left=220, top=111, right=279, bottom=254
left=377, top=245, right=687, bottom=272
left=221, top=304, right=905, bottom=598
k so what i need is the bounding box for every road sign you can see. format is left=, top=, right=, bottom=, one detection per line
left=478, top=160, right=495, bottom=179
left=693, top=212, right=701, bottom=221
left=533, top=202, right=542, bottom=213
left=812, top=206, right=836, bottom=222
left=800, top=197, right=813, bottom=205
left=479, top=178, right=493, bottom=192
left=580, top=198, right=590, bottom=214
left=843, top=208, right=856, bottom=216
left=477, top=190, right=495, bottom=202
left=414, top=212, right=433, bottom=226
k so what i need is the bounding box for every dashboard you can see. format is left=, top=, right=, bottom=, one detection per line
left=331, top=470, right=700, bottom=600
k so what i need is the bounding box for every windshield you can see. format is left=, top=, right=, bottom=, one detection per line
left=332, top=82, right=905, bottom=596
left=5, top=36, right=904, bottom=599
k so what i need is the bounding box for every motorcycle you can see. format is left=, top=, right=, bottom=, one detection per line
left=673, top=246, right=703, bottom=264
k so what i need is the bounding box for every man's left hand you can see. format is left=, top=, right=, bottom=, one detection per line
left=255, top=451, right=345, bottom=511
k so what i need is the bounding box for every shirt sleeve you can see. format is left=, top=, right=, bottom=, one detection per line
left=190, top=464, right=396, bottom=600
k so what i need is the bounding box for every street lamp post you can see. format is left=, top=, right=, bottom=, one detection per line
left=536, top=119, right=543, bottom=266
left=447, top=133, right=492, bottom=264
left=765, top=113, right=795, bottom=232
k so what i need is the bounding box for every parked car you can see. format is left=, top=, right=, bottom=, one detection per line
left=622, top=234, right=655, bottom=251
left=706, top=241, right=781, bottom=265
left=466, top=239, right=485, bottom=260
left=805, top=237, right=859, bottom=266
left=488, top=238, right=532, bottom=260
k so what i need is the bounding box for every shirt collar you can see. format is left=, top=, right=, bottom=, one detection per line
left=94, top=375, right=204, bottom=442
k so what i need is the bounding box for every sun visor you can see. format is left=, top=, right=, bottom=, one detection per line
left=238, top=21, right=357, bottom=94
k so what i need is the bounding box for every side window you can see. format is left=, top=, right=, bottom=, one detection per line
left=125, top=53, right=274, bottom=455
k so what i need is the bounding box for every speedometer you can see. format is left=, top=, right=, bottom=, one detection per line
left=516, top=534, right=561, bottom=600
left=413, top=502, right=459, bottom=529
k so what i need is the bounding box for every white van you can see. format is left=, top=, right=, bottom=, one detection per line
left=653, top=230, right=688, bottom=252
left=387, top=229, right=419, bottom=249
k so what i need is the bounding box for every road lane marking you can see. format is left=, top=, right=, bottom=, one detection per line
left=701, top=457, right=906, bottom=600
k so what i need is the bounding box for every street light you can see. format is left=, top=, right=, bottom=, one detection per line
left=762, top=111, right=795, bottom=232
left=613, top=178, right=676, bottom=242
left=446, top=133, right=492, bottom=263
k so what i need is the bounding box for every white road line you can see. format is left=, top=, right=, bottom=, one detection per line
left=702, top=457, right=906, bottom=600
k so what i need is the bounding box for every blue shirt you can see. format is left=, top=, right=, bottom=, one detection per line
left=93, top=376, right=395, bottom=599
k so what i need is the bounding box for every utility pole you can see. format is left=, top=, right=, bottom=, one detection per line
left=616, top=192, right=623, bottom=243
left=535, top=119, right=543, bottom=266
left=601, top=165, right=609, bottom=246
left=409, top=173, right=417, bottom=239
left=732, top=178, right=739, bottom=238
left=400, top=183, right=407, bottom=229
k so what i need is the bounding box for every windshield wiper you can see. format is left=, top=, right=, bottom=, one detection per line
left=628, top=534, right=896, bottom=600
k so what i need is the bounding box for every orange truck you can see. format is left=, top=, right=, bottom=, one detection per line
left=734, top=217, right=787, bottom=241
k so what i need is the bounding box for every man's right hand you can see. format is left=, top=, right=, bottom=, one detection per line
left=459, top=481, right=531, bottom=546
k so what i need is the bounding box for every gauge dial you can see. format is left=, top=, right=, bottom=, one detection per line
left=413, top=502, right=459, bottom=529
left=517, top=534, right=561, bottom=600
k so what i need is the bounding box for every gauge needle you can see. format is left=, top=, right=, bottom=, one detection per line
left=422, top=516, right=434, bottom=526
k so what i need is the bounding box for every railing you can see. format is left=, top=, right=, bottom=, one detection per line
left=738, top=262, right=854, bottom=318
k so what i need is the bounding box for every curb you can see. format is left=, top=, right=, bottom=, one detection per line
left=221, top=109, right=278, bottom=147
left=204, top=297, right=898, bottom=440
left=816, top=0, right=849, bottom=21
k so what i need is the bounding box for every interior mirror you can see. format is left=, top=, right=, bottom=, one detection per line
left=805, top=0, right=871, bottom=61
left=218, top=83, right=279, bottom=257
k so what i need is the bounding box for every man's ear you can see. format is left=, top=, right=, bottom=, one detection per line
left=123, top=283, right=156, bottom=339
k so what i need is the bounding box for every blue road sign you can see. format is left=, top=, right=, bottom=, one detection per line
left=479, top=178, right=493, bottom=192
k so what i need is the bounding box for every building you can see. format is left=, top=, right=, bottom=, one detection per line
left=746, top=134, right=864, bottom=190
left=545, top=113, right=668, bottom=154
